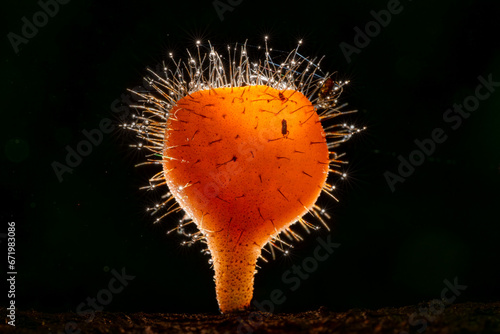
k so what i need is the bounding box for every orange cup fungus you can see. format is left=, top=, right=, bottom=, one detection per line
left=122, top=40, right=363, bottom=313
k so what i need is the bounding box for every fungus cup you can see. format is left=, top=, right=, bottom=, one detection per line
left=122, top=39, right=364, bottom=313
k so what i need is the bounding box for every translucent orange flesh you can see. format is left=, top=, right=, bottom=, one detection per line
left=163, top=85, right=329, bottom=313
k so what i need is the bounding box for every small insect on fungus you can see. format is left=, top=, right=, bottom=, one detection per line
left=281, top=119, right=289, bottom=137
left=121, top=38, right=364, bottom=313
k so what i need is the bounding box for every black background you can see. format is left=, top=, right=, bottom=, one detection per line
left=2, top=0, right=499, bottom=315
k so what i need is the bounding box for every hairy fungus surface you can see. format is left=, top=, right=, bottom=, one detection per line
left=122, top=40, right=363, bottom=313
left=164, top=86, right=329, bottom=312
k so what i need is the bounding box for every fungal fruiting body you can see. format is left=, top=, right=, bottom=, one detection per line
left=122, top=40, right=363, bottom=313
left=165, top=86, right=329, bottom=311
